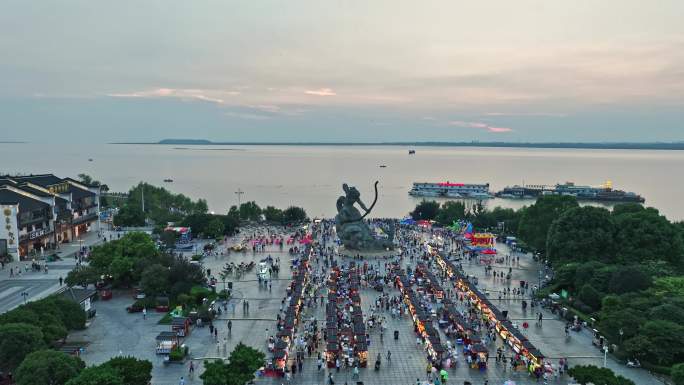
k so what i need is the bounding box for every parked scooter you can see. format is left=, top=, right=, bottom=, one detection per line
left=626, top=358, right=641, bottom=368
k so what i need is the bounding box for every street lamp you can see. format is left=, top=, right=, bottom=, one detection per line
left=235, top=189, right=244, bottom=207
left=619, top=328, right=624, bottom=344
left=603, top=345, right=609, bottom=367
left=21, top=291, right=29, bottom=304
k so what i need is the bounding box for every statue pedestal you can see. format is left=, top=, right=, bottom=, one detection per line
left=338, top=247, right=396, bottom=259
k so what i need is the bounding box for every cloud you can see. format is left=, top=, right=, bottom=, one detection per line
left=304, top=88, right=336, bottom=96
left=449, top=120, right=513, bottom=133
left=485, top=112, right=568, bottom=117
left=107, top=88, right=233, bottom=104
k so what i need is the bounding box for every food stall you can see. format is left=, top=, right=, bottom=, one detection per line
left=155, top=331, right=180, bottom=355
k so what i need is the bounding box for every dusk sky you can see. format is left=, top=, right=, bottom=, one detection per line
left=1, top=1, right=683, bottom=143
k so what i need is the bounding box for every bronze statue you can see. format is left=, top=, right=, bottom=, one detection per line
left=335, top=181, right=394, bottom=250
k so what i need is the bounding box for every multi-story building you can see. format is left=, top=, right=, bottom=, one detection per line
left=0, top=174, right=101, bottom=261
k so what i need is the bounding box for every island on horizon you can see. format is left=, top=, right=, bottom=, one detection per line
left=109, top=138, right=684, bottom=151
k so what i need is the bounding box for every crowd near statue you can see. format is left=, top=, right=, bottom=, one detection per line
left=335, top=181, right=394, bottom=250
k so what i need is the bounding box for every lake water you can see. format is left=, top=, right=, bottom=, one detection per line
left=2, top=143, right=683, bottom=221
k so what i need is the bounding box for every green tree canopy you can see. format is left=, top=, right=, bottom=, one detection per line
left=15, top=350, right=84, bottom=385
left=578, top=284, right=602, bottom=311
left=517, top=195, right=579, bottom=253
left=623, top=320, right=684, bottom=365
left=546, top=206, right=616, bottom=264
left=608, top=265, right=652, bottom=294
left=411, top=200, right=440, bottom=221
left=435, top=201, right=466, bottom=226
left=65, top=366, right=124, bottom=385
left=672, top=363, right=684, bottom=385
left=238, top=201, right=262, bottom=221
left=567, top=365, right=635, bottom=385
left=283, top=206, right=307, bottom=224
left=263, top=206, right=284, bottom=223
left=140, top=264, right=170, bottom=296
left=204, top=218, right=226, bottom=239
left=612, top=207, right=684, bottom=267
left=100, top=356, right=152, bottom=385
left=200, top=360, right=231, bottom=385
left=0, top=323, right=45, bottom=372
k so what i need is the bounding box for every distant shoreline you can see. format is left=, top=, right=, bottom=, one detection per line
left=110, top=139, right=684, bottom=151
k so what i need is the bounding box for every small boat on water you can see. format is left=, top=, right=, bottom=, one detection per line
left=163, top=179, right=173, bottom=183
left=379, top=165, right=387, bottom=168
left=88, top=158, right=93, bottom=162
left=408, top=149, right=416, bottom=155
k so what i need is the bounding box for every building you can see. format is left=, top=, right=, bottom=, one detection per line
left=0, top=174, right=101, bottom=261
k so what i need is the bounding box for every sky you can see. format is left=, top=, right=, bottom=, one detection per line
left=1, top=0, right=683, bottom=143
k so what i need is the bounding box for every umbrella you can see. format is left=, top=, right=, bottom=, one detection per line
left=503, top=381, right=517, bottom=385
left=439, top=369, right=448, bottom=379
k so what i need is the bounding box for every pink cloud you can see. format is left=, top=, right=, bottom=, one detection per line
left=487, top=126, right=513, bottom=133
left=485, top=112, right=567, bottom=117
left=449, top=120, right=513, bottom=133
left=304, top=88, right=336, bottom=96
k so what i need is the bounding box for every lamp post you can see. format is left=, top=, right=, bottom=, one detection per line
left=603, top=345, right=609, bottom=367
left=21, top=290, right=29, bottom=304
left=619, top=328, right=624, bottom=344
left=235, top=189, right=244, bottom=207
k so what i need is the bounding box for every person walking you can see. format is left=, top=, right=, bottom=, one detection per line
left=227, top=320, right=232, bottom=335
left=59, top=276, right=63, bottom=286
left=142, top=307, right=147, bottom=320
left=386, top=350, right=392, bottom=365
left=188, top=361, right=194, bottom=379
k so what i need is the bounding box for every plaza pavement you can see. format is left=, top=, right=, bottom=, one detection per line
left=65, top=228, right=664, bottom=385
left=0, top=229, right=106, bottom=313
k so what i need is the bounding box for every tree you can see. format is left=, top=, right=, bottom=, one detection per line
left=65, top=366, right=124, bottom=385
left=238, top=201, right=262, bottom=221
left=159, top=230, right=179, bottom=249
left=282, top=206, right=307, bottom=224
left=226, top=343, right=265, bottom=385
left=624, top=320, right=684, bottom=366
left=200, top=360, right=231, bottom=385
left=0, top=323, right=45, bottom=372
left=517, top=195, right=579, bottom=253
left=101, top=356, right=152, bottom=385
left=112, top=204, right=145, bottom=227
left=608, top=265, right=652, bottom=294
left=200, top=343, right=265, bottom=385
left=672, top=363, right=684, bottom=385
left=546, top=206, right=615, bottom=264
left=567, top=365, right=635, bottom=385
left=411, top=200, right=440, bottom=221
left=140, top=264, right=170, bottom=296
left=578, top=284, right=602, bottom=311
left=65, top=266, right=100, bottom=288
left=612, top=208, right=684, bottom=267
left=204, top=218, right=225, bottom=239
left=263, top=206, right=284, bottom=223
left=435, top=201, right=466, bottom=226
left=15, top=350, right=84, bottom=385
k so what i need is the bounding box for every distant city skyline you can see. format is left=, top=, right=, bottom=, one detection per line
left=1, top=1, right=683, bottom=143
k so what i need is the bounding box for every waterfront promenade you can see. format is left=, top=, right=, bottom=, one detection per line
left=63, top=225, right=663, bottom=385
left=0, top=229, right=105, bottom=313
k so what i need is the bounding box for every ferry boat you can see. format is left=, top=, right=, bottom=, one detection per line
left=495, top=181, right=645, bottom=203
left=409, top=182, right=492, bottom=199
